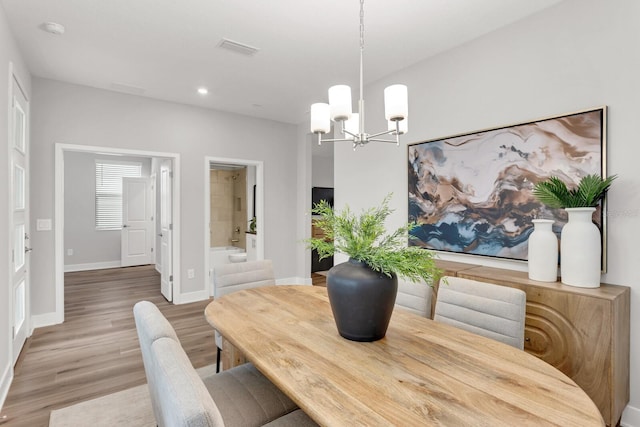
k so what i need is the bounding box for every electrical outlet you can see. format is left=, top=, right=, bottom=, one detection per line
left=67, top=249, right=73, bottom=256
left=187, top=269, right=195, bottom=279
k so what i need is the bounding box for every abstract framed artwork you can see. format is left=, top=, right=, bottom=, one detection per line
left=408, top=107, right=607, bottom=268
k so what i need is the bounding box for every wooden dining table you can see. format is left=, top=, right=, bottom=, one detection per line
left=204, top=285, right=604, bottom=427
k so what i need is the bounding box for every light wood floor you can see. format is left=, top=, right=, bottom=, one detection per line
left=0, top=265, right=215, bottom=427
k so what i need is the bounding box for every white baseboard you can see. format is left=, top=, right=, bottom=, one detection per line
left=64, top=261, right=121, bottom=272
left=31, top=311, right=62, bottom=329
left=0, top=362, right=13, bottom=413
left=276, top=277, right=312, bottom=286
left=155, top=263, right=161, bottom=274
left=622, top=404, right=640, bottom=427
left=174, top=290, right=210, bottom=305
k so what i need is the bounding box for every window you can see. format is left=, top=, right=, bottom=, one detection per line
left=95, top=161, right=142, bottom=230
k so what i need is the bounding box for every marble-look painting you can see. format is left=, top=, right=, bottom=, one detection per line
left=408, top=108, right=605, bottom=262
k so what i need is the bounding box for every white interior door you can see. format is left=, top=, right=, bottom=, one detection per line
left=10, top=77, right=29, bottom=364
left=121, top=177, right=153, bottom=267
left=160, top=161, right=173, bottom=301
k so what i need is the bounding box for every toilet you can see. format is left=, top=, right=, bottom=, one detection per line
left=228, top=252, right=247, bottom=263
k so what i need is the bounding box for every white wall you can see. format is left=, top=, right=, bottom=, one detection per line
left=30, top=78, right=299, bottom=313
left=295, top=131, right=313, bottom=281
left=64, top=152, right=151, bottom=270
left=0, top=1, right=31, bottom=409
left=332, top=0, right=640, bottom=424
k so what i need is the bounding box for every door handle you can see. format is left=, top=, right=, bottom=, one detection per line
left=158, top=233, right=163, bottom=237
left=122, top=224, right=129, bottom=228
left=25, top=247, right=33, bottom=253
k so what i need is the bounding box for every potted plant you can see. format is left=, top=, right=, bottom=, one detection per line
left=307, top=194, right=440, bottom=341
left=532, top=174, right=616, bottom=288
left=532, top=174, right=616, bottom=209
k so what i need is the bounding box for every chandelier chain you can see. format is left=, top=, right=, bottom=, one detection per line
left=309, top=0, right=406, bottom=149
left=360, top=0, right=365, bottom=51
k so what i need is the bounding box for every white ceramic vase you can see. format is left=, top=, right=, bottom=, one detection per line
left=560, top=207, right=601, bottom=288
left=527, top=219, right=558, bottom=282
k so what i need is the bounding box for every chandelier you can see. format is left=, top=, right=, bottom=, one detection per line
left=309, top=0, right=408, bottom=150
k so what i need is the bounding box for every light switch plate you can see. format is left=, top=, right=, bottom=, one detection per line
left=37, top=218, right=52, bottom=231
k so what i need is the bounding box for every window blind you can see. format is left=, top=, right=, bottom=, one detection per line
left=95, top=161, right=142, bottom=230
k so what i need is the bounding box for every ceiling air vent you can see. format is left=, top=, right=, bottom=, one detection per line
left=218, top=38, right=260, bottom=56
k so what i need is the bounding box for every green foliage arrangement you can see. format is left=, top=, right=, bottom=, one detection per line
left=307, top=194, right=440, bottom=284
left=533, top=174, right=617, bottom=209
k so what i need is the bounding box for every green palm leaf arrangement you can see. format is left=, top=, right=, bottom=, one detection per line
left=306, top=194, right=440, bottom=284
left=532, top=174, right=617, bottom=208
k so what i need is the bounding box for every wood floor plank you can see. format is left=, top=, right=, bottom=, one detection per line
left=0, top=265, right=215, bottom=427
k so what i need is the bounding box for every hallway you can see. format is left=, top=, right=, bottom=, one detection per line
left=0, top=265, right=214, bottom=427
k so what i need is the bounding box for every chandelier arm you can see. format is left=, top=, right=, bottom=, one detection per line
left=342, top=129, right=359, bottom=139
left=367, top=138, right=400, bottom=144
left=367, top=129, right=397, bottom=139
left=317, top=135, right=359, bottom=144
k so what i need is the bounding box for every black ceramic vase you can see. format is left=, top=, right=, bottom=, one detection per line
left=326, top=258, right=398, bottom=342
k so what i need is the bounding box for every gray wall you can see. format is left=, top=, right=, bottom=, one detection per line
left=312, top=155, right=334, bottom=188
left=332, top=0, right=640, bottom=422
left=0, top=2, right=31, bottom=406
left=30, top=78, right=299, bottom=314
left=64, top=152, right=151, bottom=269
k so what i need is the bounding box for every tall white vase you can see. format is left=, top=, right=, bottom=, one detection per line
left=560, top=207, right=601, bottom=288
left=528, top=219, right=558, bottom=282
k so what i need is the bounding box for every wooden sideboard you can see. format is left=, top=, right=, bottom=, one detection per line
left=433, top=261, right=630, bottom=427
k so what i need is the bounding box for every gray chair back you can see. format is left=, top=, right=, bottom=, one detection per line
left=151, top=337, right=225, bottom=427
left=133, top=301, right=180, bottom=422
left=395, top=278, right=434, bottom=318
left=433, top=276, right=526, bottom=349
left=213, top=260, right=276, bottom=298
left=212, top=260, right=276, bottom=366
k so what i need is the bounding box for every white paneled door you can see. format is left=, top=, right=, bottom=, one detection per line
left=159, top=161, right=173, bottom=301
left=10, top=76, right=29, bottom=364
left=121, top=177, right=153, bottom=267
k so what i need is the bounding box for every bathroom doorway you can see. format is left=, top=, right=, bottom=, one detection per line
left=209, top=165, right=249, bottom=250
left=204, top=157, right=264, bottom=296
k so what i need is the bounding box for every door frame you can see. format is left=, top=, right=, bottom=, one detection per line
left=7, top=62, right=31, bottom=363
left=158, top=160, right=173, bottom=302
left=204, top=156, right=264, bottom=296
left=54, top=144, right=181, bottom=323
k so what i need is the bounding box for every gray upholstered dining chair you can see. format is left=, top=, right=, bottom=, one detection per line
left=133, top=300, right=317, bottom=427
left=394, top=278, right=434, bottom=318
left=213, top=259, right=276, bottom=372
left=433, top=276, right=527, bottom=349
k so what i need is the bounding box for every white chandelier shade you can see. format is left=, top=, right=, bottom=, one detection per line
left=310, top=103, right=331, bottom=134
left=384, top=85, right=408, bottom=121
left=328, top=85, right=352, bottom=121
left=309, top=0, right=408, bottom=149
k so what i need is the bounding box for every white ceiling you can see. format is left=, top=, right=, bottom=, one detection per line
left=2, top=0, right=563, bottom=125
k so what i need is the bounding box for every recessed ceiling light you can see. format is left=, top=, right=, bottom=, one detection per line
left=197, top=87, right=209, bottom=95
left=42, top=22, right=65, bottom=35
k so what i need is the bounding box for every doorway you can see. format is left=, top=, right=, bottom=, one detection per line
left=204, top=157, right=264, bottom=296
left=54, top=144, right=181, bottom=322
left=209, top=164, right=249, bottom=250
